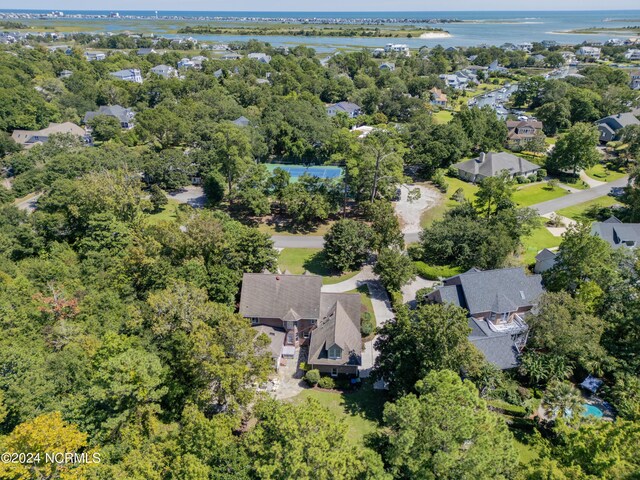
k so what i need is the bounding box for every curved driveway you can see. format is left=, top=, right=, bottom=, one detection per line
left=272, top=176, right=629, bottom=248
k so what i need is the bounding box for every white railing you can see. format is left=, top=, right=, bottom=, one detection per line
left=486, top=313, right=528, bottom=334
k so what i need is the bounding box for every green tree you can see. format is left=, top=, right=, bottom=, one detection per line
left=527, top=291, right=606, bottom=372
left=383, top=369, right=517, bottom=480
left=323, top=219, right=373, bottom=272
left=474, top=171, right=515, bottom=217
left=609, top=373, right=640, bottom=421
left=536, top=100, right=571, bottom=136
left=374, top=248, right=416, bottom=292
left=149, top=184, right=168, bottom=213
left=245, top=398, right=389, bottom=480
left=208, top=123, right=253, bottom=195
left=87, top=114, right=121, bottom=142
left=364, top=200, right=404, bottom=251
left=543, top=222, right=617, bottom=294
left=373, top=303, right=477, bottom=398
left=547, top=123, right=600, bottom=175
left=542, top=381, right=584, bottom=421
left=621, top=124, right=640, bottom=160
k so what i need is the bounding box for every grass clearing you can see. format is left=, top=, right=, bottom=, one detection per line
left=421, top=176, right=479, bottom=227
left=414, top=261, right=463, bottom=280
left=258, top=221, right=333, bottom=237
left=513, top=183, right=569, bottom=207
left=584, top=163, right=627, bottom=183
left=278, top=248, right=359, bottom=285
left=556, top=195, right=621, bottom=222
left=291, top=382, right=386, bottom=446
left=147, top=198, right=180, bottom=225
left=347, top=284, right=375, bottom=320
left=432, top=110, right=454, bottom=124
left=520, top=220, right=562, bottom=266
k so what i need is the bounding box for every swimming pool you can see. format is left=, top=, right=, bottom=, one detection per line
left=582, top=404, right=604, bottom=418
left=264, top=164, right=343, bottom=181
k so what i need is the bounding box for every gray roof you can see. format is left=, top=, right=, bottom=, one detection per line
left=469, top=324, right=521, bottom=369
left=436, top=267, right=543, bottom=316
left=596, top=112, right=640, bottom=132
left=239, top=273, right=322, bottom=320
left=454, top=152, right=540, bottom=178
left=83, top=105, right=134, bottom=124
left=253, top=325, right=285, bottom=360
left=308, top=293, right=361, bottom=367
left=535, top=248, right=558, bottom=262
left=328, top=101, right=361, bottom=114
left=591, top=216, right=640, bottom=249
left=232, top=116, right=250, bottom=127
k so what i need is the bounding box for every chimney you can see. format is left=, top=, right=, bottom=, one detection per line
left=477, top=152, right=486, bottom=163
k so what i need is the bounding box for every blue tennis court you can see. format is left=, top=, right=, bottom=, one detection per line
left=264, top=164, right=343, bottom=181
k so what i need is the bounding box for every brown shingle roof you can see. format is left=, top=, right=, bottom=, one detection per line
left=308, top=293, right=361, bottom=367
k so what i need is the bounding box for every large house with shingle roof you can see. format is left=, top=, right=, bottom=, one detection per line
left=596, top=112, right=640, bottom=143
left=326, top=101, right=362, bottom=118
left=506, top=119, right=544, bottom=149
left=11, top=122, right=90, bottom=149
left=427, top=268, right=544, bottom=369
left=453, top=152, right=540, bottom=183
left=83, top=105, right=136, bottom=129
left=239, top=273, right=362, bottom=376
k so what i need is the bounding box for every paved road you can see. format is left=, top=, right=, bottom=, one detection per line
left=531, top=176, right=628, bottom=215
left=272, top=176, right=629, bottom=248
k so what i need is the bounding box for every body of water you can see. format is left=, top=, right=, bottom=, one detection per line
left=2, top=10, right=640, bottom=52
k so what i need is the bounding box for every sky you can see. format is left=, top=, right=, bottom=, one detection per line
left=9, top=0, right=640, bottom=11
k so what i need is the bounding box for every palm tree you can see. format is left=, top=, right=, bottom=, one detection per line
left=543, top=381, right=584, bottom=421
left=519, top=352, right=548, bottom=387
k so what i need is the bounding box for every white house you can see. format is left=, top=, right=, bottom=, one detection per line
left=248, top=52, right=271, bottom=64
left=109, top=69, right=143, bottom=84
left=577, top=46, right=601, bottom=59
left=150, top=64, right=177, bottom=79
left=384, top=43, right=410, bottom=56
left=85, top=51, right=106, bottom=61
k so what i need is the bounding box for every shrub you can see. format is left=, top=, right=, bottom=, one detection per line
left=415, top=287, right=434, bottom=306
left=432, top=169, right=449, bottom=193
left=515, top=175, right=527, bottom=184
left=318, top=377, right=336, bottom=389
left=388, top=290, right=404, bottom=310
left=361, top=311, right=375, bottom=337
left=414, top=261, right=461, bottom=280
left=447, top=165, right=458, bottom=178
left=406, top=243, right=423, bottom=261
left=451, top=187, right=465, bottom=202
left=305, top=369, right=320, bottom=386
left=537, top=168, right=547, bottom=180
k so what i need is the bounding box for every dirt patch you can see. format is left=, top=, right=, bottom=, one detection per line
left=394, top=184, right=440, bottom=234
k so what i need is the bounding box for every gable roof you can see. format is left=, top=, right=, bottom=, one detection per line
left=506, top=119, right=543, bottom=131
left=308, top=293, right=361, bottom=366
left=454, top=152, right=540, bottom=178
left=596, top=112, right=640, bottom=131
left=11, top=122, right=86, bottom=146
left=439, top=267, right=543, bottom=316
left=328, top=101, right=361, bottom=114
left=83, top=105, right=134, bottom=124
left=469, top=321, right=521, bottom=369
left=232, top=116, right=250, bottom=127
left=535, top=248, right=558, bottom=262
left=239, top=273, right=323, bottom=320
left=591, top=216, right=640, bottom=249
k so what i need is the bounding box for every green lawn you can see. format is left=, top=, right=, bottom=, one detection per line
left=556, top=195, right=621, bottom=223
left=258, top=221, right=333, bottom=237
left=432, top=110, right=453, bottom=124
left=291, top=382, right=386, bottom=446
left=421, top=176, right=479, bottom=227
left=512, top=435, right=540, bottom=465
left=278, top=248, right=359, bottom=285
left=520, top=221, right=562, bottom=266
left=147, top=198, right=180, bottom=225
left=513, top=183, right=569, bottom=207
left=584, top=163, right=627, bottom=183
left=544, top=136, right=558, bottom=145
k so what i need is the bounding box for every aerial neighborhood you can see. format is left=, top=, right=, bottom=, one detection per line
left=1, top=10, right=640, bottom=479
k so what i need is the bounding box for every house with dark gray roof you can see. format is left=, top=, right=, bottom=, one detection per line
left=453, top=152, right=540, bottom=183
left=591, top=216, right=640, bottom=249
left=239, top=273, right=362, bottom=376
left=83, top=105, right=136, bottom=129
left=596, top=112, right=640, bottom=143
left=427, top=268, right=544, bottom=369
left=326, top=101, right=362, bottom=118
left=232, top=116, right=250, bottom=127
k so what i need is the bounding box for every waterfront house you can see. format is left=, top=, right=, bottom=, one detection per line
left=248, top=52, right=271, bottom=63
left=577, top=46, right=601, bottom=59
left=429, top=87, right=448, bottom=107
left=453, top=152, right=540, bottom=183
left=427, top=268, right=543, bottom=369
left=506, top=119, right=544, bottom=148
left=239, top=273, right=362, bottom=376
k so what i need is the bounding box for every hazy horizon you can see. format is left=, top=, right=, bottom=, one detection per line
left=5, top=2, right=640, bottom=12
